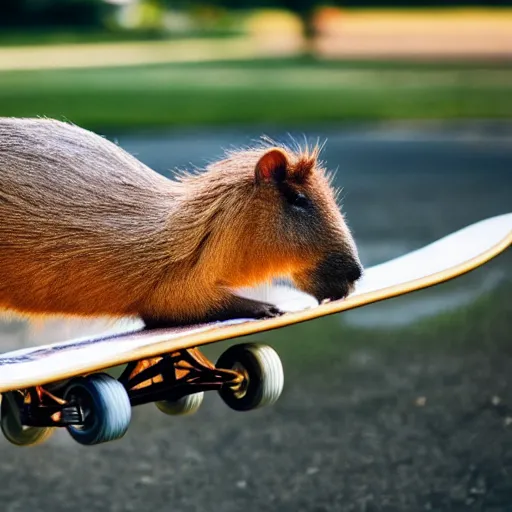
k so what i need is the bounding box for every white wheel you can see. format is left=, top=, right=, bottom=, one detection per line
left=156, top=392, right=204, bottom=416
left=63, top=373, right=131, bottom=446
left=1, top=392, right=55, bottom=447
left=216, top=343, right=284, bottom=411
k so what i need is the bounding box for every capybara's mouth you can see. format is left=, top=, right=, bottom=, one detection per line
left=316, top=290, right=348, bottom=304
left=293, top=254, right=363, bottom=304
left=314, top=278, right=359, bottom=304
left=312, top=261, right=363, bottom=303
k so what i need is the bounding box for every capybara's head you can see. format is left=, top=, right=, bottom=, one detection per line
left=195, top=140, right=362, bottom=301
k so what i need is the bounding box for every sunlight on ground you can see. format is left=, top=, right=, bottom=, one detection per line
left=0, top=37, right=300, bottom=71
left=315, top=8, right=512, bottom=60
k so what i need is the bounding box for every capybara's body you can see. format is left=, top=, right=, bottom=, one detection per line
left=0, top=118, right=362, bottom=326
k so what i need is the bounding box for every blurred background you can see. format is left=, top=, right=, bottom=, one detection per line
left=0, top=1, right=511, bottom=511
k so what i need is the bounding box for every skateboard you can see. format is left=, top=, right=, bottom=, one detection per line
left=0, top=213, right=510, bottom=448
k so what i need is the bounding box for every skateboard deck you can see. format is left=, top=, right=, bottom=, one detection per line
left=0, top=212, right=510, bottom=394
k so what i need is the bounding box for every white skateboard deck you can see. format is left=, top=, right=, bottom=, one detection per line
left=0, top=212, right=510, bottom=393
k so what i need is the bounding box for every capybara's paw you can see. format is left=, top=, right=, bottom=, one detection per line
left=253, top=303, right=284, bottom=319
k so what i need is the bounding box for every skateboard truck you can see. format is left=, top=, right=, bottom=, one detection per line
left=21, top=402, right=83, bottom=428
left=0, top=343, right=284, bottom=447
left=118, top=348, right=243, bottom=407
left=10, top=386, right=83, bottom=428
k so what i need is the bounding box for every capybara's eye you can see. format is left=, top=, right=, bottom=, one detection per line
left=279, top=182, right=311, bottom=210
left=291, top=192, right=310, bottom=209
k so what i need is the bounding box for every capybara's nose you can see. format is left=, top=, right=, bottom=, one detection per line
left=346, top=260, right=363, bottom=283
left=302, top=253, right=363, bottom=303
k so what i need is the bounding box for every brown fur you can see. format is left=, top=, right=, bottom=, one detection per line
left=0, top=118, right=362, bottom=326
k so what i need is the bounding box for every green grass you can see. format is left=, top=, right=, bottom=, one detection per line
left=0, top=58, right=511, bottom=130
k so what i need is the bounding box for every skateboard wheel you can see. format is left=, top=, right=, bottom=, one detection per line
left=63, top=373, right=131, bottom=446
left=216, top=343, right=284, bottom=412
left=1, top=392, right=55, bottom=447
left=155, top=392, right=204, bottom=416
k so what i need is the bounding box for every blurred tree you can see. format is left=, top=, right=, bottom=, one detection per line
left=0, top=0, right=113, bottom=28
left=180, top=0, right=319, bottom=40
left=1, top=0, right=27, bottom=26
left=277, top=0, right=317, bottom=40
left=1, top=0, right=510, bottom=30
left=339, top=0, right=511, bottom=5
left=179, top=0, right=511, bottom=9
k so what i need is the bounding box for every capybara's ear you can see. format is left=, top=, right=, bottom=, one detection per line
left=255, top=148, right=289, bottom=184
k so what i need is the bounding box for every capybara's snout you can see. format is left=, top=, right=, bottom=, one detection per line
left=312, top=253, right=363, bottom=302
left=294, top=251, right=363, bottom=303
